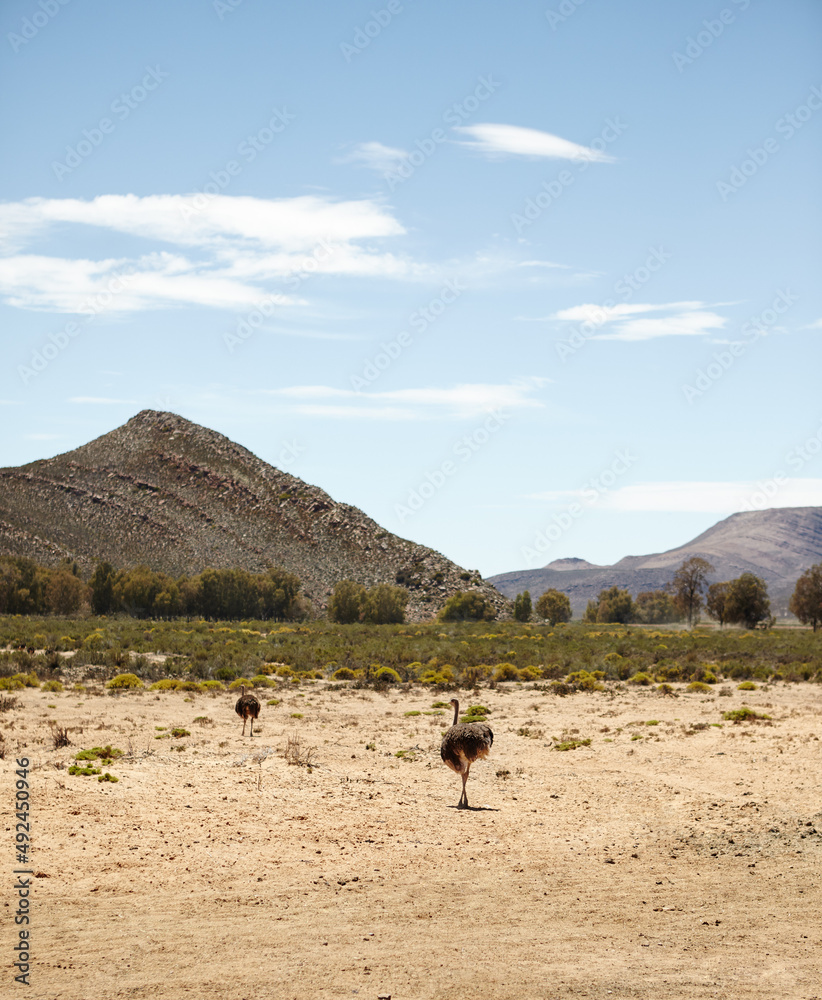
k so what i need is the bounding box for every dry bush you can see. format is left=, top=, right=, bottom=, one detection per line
left=50, top=724, right=71, bottom=749
left=284, top=735, right=316, bottom=769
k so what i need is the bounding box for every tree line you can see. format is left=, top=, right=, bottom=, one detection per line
left=0, top=556, right=304, bottom=621
left=2, top=552, right=820, bottom=629
left=515, top=556, right=822, bottom=629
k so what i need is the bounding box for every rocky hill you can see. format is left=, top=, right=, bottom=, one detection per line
left=0, top=410, right=509, bottom=621
left=490, top=507, right=822, bottom=616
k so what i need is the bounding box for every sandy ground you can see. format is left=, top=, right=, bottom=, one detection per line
left=2, top=680, right=822, bottom=1000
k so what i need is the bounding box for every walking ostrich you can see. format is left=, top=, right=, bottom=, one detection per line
left=234, top=685, right=260, bottom=737
left=440, top=698, right=493, bottom=809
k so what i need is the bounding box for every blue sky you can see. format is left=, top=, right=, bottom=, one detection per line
left=1, top=0, right=820, bottom=578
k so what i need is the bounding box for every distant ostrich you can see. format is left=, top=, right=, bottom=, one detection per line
left=440, top=698, right=493, bottom=809
left=234, top=685, right=260, bottom=737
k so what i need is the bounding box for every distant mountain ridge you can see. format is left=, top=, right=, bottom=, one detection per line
left=0, top=410, right=509, bottom=620
left=490, top=507, right=822, bottom=616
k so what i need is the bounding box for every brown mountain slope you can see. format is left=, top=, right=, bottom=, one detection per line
left=0, top=410, right=509, bottom=620
left=490, top=507, right=822, bottom=616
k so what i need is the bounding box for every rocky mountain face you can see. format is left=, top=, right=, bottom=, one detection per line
left=490, top=507, right=822, bottom=616
left=0, top=410, right=509, bottom=621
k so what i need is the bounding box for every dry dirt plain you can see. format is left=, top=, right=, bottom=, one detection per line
left=2, top=680, right=822, bottom=1000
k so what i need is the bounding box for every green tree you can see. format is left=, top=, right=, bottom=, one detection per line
left=705, top=581, right=731, bottom=626
left=594, top=585, right=634, bottom=624
left=669, top=557, right=714, bottom=626
left=789, top=563, right=822, bottom=631
left=259, top=566, right=303, bottom=619
left=583, top=599, right=599, bottom=623
left=0, top=557, right=47, bottom=614
left=724, top=573, right=771, bottom=629
left=327, top=580, right=367, bottom=624
left=439, top=591, right=494, bottom=622
left=513, top=590, right=532, bottom=622
left=535, top=588, right=571, bottom=625
left=45, top=568, right=89, bottom=615
left=113, top=565, right=164, bottom=618
left=362, top=584, right=408, bottom=624
left=90, top=561, right=116, bottom=614
left=633, top=590, right=682, bottom=624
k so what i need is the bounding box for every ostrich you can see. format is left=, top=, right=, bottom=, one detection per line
left=234, top=685, right=260, bottom=737
left=440, top=698, right=493, bottom=809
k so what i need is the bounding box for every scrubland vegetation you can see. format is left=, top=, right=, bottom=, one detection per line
left=1, top=616, right=819, bottom=695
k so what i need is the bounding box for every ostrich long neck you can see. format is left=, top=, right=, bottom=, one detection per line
left=452, top=700, right=460, bottom=726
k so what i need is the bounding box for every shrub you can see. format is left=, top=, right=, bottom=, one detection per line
left=420, top=665, right=455, bottom=686
left=200, top=680, right=225, bottom=691
left=107, top=673, right=143, bottom=690
left=374, top=666, right=402, bottom=684
left=250, top=674, right=278, bottom=687
left=553, top=738, right=591, bottom=751
left=41, top=680, right=63, bottom=692
left=518, top=666, right=542, bottom=681
left=331, top=667, right=357, bottom=681
left=723, top=707, right=771, bottom=723
left=737, top=681, right=758, bottom=691
left=566, top=670, right=605, bottom=691
left=628, top=672, right=654, bottom=686
left=494, top=662, right=519, bottom=681
left=461, top=704, right=490, bottom=722
left=686, top=681, right=712, bottom=693
left=150, top=679, right=182, bottom=691
left=75, top=745, right=124, bottom=762
left=228, top=678, right=254, bottom=690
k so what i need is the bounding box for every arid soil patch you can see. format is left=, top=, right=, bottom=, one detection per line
left=3, top=681, right=821, bottom=999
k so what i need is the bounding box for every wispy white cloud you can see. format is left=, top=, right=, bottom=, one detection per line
left=0, top=194, right=417, bottom=313
left=68, top=396, right=138, bottom=404
left=598, top=310, right=727, bottom=342
left=517, top=260, right=570, bottom=270
left=24, top=433, right=62, bottom=440
left=0, top=194, right=404, bottom=252
left=265, top=378, right=549, bottom=420
left=338, top=141, right=410, bottom=173
left=548, top=300, right=728, bottom=342
left=453, top=123, right=615, bottom=163
left=603, top=480, right=822, bottom=512
left=0, top=253, right=295, bottom=313
left=525, top=478, right=822, bottom=512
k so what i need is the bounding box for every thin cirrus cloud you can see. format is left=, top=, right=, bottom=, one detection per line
left=0, top=194, right=415, bottom=314
left=67, top=396, right=139, bottom=405
left=338, top=141, right=410, bottom=173
left=453, top=123, right=616, bottom=163
left=548, top=301, right=728, bottom=342
left=529, top=480, right=822, bottom=512
left=264, top=379, right=549, bottom=420
left=602, top=480, right=822, bottom=512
